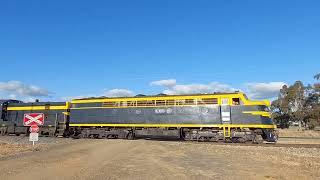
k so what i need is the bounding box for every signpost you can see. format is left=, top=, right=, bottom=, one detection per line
left=24, top=113, right=44, bottom=146
left=29, top=133, right=39, bottom=146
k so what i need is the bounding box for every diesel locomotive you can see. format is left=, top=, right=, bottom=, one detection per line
left=0, top=101, right=69, bottom=136
left=0, top=92, right=278, bottom=143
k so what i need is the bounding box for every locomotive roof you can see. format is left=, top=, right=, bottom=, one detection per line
left=74, top=92, right=244, bottom=100
left=0, top=99, right=10, bottom=103
left=0, top=99, right=23, bottom=105
left=7, top=101, right=66, bottom=107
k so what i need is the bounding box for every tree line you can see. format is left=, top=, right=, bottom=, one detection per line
left=271, top=73, right=320, bottom=129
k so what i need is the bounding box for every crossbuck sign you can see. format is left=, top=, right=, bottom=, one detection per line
left=23, top=113, right=45, bottom=126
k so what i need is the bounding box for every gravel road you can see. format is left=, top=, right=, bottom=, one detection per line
left=0, top=137, right=320, bottom=180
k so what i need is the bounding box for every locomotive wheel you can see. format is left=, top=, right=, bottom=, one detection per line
left=1, top=127, right=8, bottom=136
left=209, top=136, right=219, bottom=142
left=253, top=135, right=264, bottom=144
left=179, top=129, right=186, bottom=140
left=197, top=136, right=205, bottom=142
left=106, top=134, right=113, bottom=139
left=94, top=134, right=100, bottom=139
left=0, top=131, right=4, bottom=136
left=107, top=134, right=118, bottom=139
left=72, top=133, right=84, bottom=139
left=237, top=137, right=247, bottom=143
left=231, top=137, right=238, bottom=143
left=224, top=138, right=232, bottom=143
left=126, top=132, right=135, bottom=140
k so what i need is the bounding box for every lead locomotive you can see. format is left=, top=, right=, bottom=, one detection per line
left=0, top=92, right=277, bottom=143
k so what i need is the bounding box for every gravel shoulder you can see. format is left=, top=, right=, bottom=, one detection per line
left=0, top=136, right=320, bottom=180
left=0, top=136, right=75, bottom=159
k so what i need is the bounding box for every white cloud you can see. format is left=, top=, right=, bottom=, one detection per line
left=150, top=79, right=177, bottom=88
left=61, top=89, right=135, bottom=101
left=151, top=79, right=237, bottom=95
left=0, top=81, right=50, bottom=97
left=8, top=94, right=17, bottom=99
left=150, top=79, right=285, bottom=99
left=21, top=97, right=38, bottom=103
left=104, top=89, right=134, bottom=97
left=61, top=95, right=96, bottom=101
left=245, top=82, right=286, bottom=99
left=0, top=79, right=284, bottom=102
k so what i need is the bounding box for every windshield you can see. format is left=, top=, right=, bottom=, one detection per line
left=242, top=94, right=249, bottom=100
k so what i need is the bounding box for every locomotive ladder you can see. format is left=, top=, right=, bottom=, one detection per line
left=223, top=126, right=231, bottom=138
left=55, top=112, right=68, bottom=137
left=221, top=98, right=231, bottom=138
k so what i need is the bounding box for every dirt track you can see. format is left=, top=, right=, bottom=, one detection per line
left=0, top=138, right=320, bottom=180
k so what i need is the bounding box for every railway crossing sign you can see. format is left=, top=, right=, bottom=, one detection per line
left=29, top=125, right=39, bottom=133
left=23, top=113, right=44, bottom=126
left=24, top=113, right=43, bottom=146
left=29, top=132, right=39, bottom=146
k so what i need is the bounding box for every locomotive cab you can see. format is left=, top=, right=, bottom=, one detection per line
left=0, top=100, right=23, bottom=135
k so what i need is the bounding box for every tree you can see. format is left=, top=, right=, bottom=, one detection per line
left=271, top=77, right=320, bottom=129
left=307, top=74, right=320, bottom=128
left=271, top=85, right=291, bottom=128
left=304, top=92, right=320, bottom=129
left=289, top=81, right=306, bottom=130
left=314, top=73, right=320, bottom=91
left=271, top=98, right=290, bottom=128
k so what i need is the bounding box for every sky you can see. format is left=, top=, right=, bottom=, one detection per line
left=0, top=0, right=319, bottom=102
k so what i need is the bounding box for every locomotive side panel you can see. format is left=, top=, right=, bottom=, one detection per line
left=70, top=105, right=221, bottom=125
left=70, top=105, right=271, bottom=126
left=231, top=105, right=272, bottom=125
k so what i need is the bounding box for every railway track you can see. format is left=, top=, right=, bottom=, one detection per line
left=3, top=134, right=320, bottom=148
left=140, top=136, right=320, bottom=148
left=213, top=142, right=320, bottom=148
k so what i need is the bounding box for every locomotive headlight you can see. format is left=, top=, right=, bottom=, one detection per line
left=265, top=106, right=271, bottom=112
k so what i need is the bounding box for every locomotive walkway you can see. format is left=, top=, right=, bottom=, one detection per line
left=0, top=138, right=319, bottom=180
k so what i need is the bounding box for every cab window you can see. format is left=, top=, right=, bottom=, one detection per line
left=221, top=98, right=229, bottom=105
left=232, top=98, right=241, bottom=105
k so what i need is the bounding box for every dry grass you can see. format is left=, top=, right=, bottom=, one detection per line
left=278, top=128, right=320, bottom=137
left=0, top=142, right=44, bottom=158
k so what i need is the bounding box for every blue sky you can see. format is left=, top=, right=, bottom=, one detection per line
left=0, top=0, right=319, bottom=101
